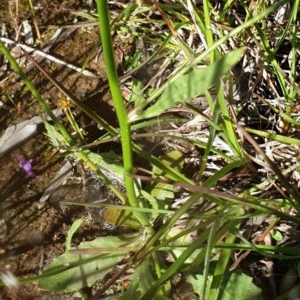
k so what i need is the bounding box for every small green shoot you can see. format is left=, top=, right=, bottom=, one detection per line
left=64, top=218, right=84, bottom=266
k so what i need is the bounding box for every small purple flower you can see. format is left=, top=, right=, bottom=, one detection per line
left=15, top=154, right=36, bottom=178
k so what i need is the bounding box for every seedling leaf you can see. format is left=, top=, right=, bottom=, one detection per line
left=44, top=120, right=69, bottom=148
left=65, top=218, right=84, bottom=266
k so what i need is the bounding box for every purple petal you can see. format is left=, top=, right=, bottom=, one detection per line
left=15, top=155, right=36, bottom=178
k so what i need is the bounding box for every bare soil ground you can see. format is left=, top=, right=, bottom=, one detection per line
left=1, top=1, right=300, bottom=300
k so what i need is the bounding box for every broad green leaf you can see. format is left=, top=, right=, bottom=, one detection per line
left=187, top=268, right=264, bottom=300
left=38, top=233, right=141, bottom=292
left=132, top=239, right=261, bottom=299
left=86, top=150, right=124, bottom=179
left=138, top=48, right=244, bottom=120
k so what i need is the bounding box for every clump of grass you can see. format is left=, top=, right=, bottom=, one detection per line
left=1, top=0, right=300, bottom=299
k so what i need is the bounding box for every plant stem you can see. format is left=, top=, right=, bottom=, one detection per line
left=96, top=0, right=152, bottom=232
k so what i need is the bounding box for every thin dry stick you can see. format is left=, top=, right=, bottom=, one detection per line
left=0, top=36, right=96, bottom=77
